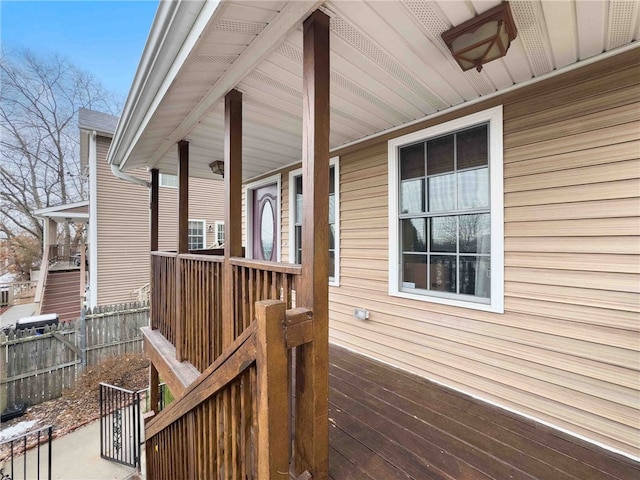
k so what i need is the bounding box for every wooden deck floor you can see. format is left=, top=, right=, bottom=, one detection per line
left=327, top=344, right=639, bottom=480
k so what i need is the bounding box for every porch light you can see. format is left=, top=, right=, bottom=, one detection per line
left=209, top=160, right=224, bottom=177
left=441, top=2, right=517, bottom=72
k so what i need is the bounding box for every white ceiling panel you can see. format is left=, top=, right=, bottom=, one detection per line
left=541, top=0, right=578, bottom=69
left=114, top=0, right=639, bottom=181
left=576, top=0, right=608, bottom=60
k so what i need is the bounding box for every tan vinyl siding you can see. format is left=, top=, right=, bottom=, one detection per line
left=95, top=138, right=224, bottom=305
left=95, top=136, right=150, bottom=306
left=323, top=49, right=640, bottom=458
left=157, top=178, right=225, bottom=251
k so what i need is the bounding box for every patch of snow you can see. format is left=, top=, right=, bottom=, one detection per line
left=0, top=273, right=17, bottom=284
left=0, top=420, right=37, bottom=442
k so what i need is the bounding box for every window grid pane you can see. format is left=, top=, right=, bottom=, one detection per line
left=399, top=123, right=490, bottom=301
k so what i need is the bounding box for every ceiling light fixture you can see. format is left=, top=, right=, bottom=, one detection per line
left=441, top=2, right=518, bottom=72
left=209, top=160, right=224, bottom=177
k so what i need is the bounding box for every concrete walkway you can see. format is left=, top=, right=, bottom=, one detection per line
left=0, top=302, right=36, bottom=329
left=5, top=420, right=142, bottom=480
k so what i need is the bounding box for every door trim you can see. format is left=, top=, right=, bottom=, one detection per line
left=244, top=173, right=281, bottom=261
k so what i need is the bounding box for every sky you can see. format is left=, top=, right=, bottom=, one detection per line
left=1, top=0, right=159, bottom=100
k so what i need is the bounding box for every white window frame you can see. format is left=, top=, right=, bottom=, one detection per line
left=388, top=106, right=504, bottom=313
left=187, top=219, right=206, bottom=250
left=288, top=156, right=340, bottom=286
left=159, top=173, right=178, bottom=188
left=214, top=221, right=225, bottom=246
left=244, top=174, right=282, bottom=261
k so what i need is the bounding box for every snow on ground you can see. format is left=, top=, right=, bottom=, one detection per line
left=0, top=420, right=37, bottom=442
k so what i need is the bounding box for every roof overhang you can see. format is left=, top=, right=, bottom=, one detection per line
left=107, top=0, right=640, bottom=182
left=34, top=200, right=89, bottom=224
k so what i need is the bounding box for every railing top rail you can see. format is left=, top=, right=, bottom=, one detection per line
left=230, top=257, right=302, bottom=275
left=151, top=251, right=178, bottom=258
left=178, top=253, right=224, bottom=263
left=0, top=425, right=53, bottom=446
left=99, top=382, right=137, bottom=395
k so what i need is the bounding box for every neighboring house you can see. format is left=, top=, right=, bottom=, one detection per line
left=34, top=109, right=226, bottom=314
left=106, top=1, right=639, bottom=478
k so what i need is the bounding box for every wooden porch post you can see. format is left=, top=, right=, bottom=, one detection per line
left=176, top=141, right=189, bottom=361
left=295, top=10, right=330, bottom=479
left=150, top=168, right=159, bottom=252
left=223, top=89, right=243, bottom=349
left=149, top=168, right=160, bottom=413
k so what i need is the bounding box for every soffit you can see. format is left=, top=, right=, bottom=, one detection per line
left=120, top=0, right=639, bottom=181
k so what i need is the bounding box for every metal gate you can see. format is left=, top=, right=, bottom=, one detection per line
left=99, top=383, right=141, bottom=468
left=0, top=425, right=53, bottom=480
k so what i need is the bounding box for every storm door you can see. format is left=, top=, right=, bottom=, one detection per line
left=252, top=183, right=278, bottom=261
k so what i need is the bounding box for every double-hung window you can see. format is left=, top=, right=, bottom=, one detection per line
left=388, top=107, right=504, bottom=312
left=188, top=220, right=205, bottom=250
left=289, top=157, right=339, bottom=285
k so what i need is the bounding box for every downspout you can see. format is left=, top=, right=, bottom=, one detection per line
left=88, top=131, right=98, bottom=307
left=110, top=163, right=150, bottom=188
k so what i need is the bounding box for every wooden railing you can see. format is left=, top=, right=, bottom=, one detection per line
left=0, top=281, right=38, bottom=308
left=178, top=253, right=223, bottom=372
left=48, top=243, right=78, bottom=265
left=150, top=252, right=177, bottom=345
left=146, top=301, right=312, bottom=479
left=230, top=257, right=301, bottom=338
left=150, top=251, right=301, bottom=374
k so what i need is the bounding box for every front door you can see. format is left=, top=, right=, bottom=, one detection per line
left=252, top=183, right=278, bottom=261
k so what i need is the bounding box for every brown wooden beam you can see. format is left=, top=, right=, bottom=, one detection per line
left=177, top=141, right=189, bottom=254
left=223, top=89, right=243, bottom=349
left=176, top=141, right=189, bottom=361
left=150, top=168, right=159, bottom=252
left=149, top=363, right=159, bottom=415
left=295, top=9, right=330, bottom=479
left=142, top=326, right=200, bottom=400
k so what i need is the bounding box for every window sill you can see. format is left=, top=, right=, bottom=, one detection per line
left=389, top=288, right=504, bottom=314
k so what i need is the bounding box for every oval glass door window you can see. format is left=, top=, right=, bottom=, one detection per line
left=261, top=200, right=275, bottom=260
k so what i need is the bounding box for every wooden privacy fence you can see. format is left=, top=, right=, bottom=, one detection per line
left=84, top=302, right=149, bottom=366
left=145, top=300, right=313, bottom=480
left=0, top=302, right=149, bottom=407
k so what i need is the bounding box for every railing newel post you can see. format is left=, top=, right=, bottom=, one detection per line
left=256, top=299, right=289, bottom=479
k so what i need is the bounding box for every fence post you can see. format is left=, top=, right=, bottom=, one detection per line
left=0, top=332, right=6, bottom=414
left=255, top=299, right=289, bottom=479
left=79, top=307, right=87, bottom=370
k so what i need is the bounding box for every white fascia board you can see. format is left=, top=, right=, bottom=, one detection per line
left=147, top=0, right=324, bottom=169
left=108, top=0, right=222, bottom=170
left=34, top=200, right=90, bottom=216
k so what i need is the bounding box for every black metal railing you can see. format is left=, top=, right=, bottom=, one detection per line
left=99, top=383, right=141, bottom=469
left=0, top=425, right=53, bottom=480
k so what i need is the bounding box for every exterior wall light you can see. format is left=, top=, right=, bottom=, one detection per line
left=441, top=2, right=518, bottom=72
left=209, top=160, right=224, bottom=177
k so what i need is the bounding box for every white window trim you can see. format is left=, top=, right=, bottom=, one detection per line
left=188, top=218, right=206, bottom=250
left=288, top=156, right=340, bottom=286
left=214, top=220, right=225, bottom=245
left=244, top=174, right=282, bottom=261
left=388, top=105, right=504, bottom=313
left=159, top=173, right=178, bottom=188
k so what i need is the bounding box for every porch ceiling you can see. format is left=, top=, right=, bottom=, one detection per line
left=109, top=0, right=640, bottom=181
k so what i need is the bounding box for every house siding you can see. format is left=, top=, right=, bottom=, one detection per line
left=272, top=49, right=639, bottom=457
left=95, top=137, right=225, bottom=305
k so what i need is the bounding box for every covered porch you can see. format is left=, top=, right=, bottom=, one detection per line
left=107, top=0, right=639, bottom=478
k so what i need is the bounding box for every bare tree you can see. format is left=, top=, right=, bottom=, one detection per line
left=0, top=49, right=121, bottom=274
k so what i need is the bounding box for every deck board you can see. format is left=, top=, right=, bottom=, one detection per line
left=328, top=344, right=639, bottom=480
